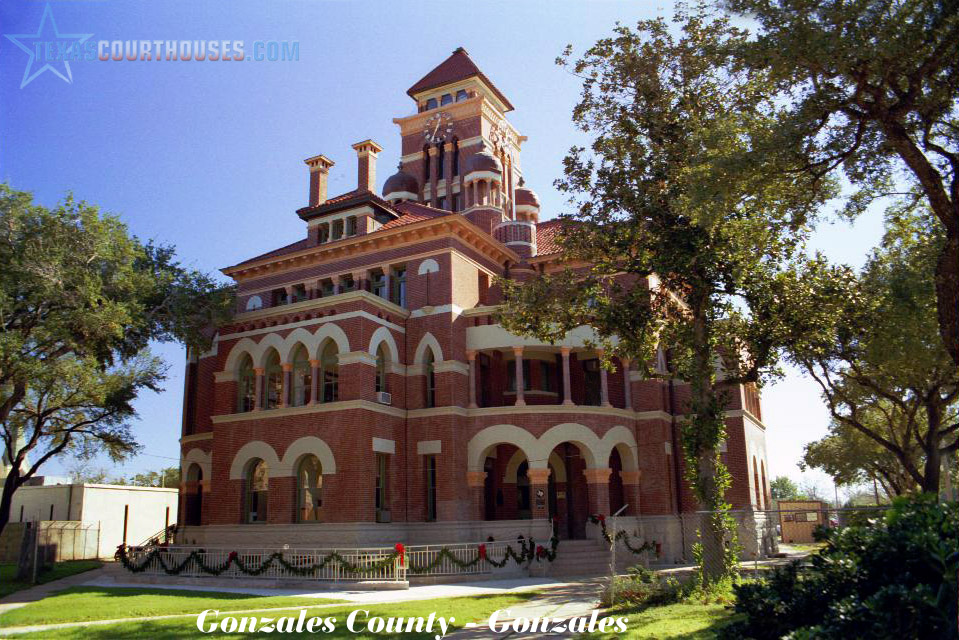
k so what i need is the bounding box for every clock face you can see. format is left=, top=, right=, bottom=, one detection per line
left=423, top=111, right=454, bottom=144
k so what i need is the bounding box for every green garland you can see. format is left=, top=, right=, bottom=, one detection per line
left=118, top=534, right=561, bottom=579
left=588, top=514, right=658, bottom=555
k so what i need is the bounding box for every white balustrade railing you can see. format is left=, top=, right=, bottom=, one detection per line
left=124, top=539, right=525, bottom=582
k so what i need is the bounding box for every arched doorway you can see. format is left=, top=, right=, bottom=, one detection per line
left=609, top=448, right=625, bottom=515
left=547, top=442, right=590, bottom=539
left=185, top=463, right=203, bottom=526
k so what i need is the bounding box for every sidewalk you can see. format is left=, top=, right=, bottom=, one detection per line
left=0, top=572, right=604, bottom=637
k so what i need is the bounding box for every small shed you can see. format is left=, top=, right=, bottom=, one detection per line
left=778, top=500, right=829, bottom=543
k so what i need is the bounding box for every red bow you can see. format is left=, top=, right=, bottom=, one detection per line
left=228, top=551, right=238, bottom=562
left=536, top=545, right=545, bottom=558
left=478, top=543, right=487, bottom=560
left=598, top=514, right=606, bottom=523
left=395, top=543, right=405, bottom=566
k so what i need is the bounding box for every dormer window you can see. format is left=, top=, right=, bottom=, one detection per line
left=426, top=97, right=437, bottom=110
left=320, top=278, right=335, bottom=297
left=346, top=216, right=357, bottom=236
left=291, top=284, right=307, bottom=303
left=339, top=274, right=355, bottom=293
left=440, top=93, right=452, bottom=106
left=455, top=89, right=468, bottom=102
left=318, top=222, right=330, bottom=244
left=332, top=219, right=344, bottom=240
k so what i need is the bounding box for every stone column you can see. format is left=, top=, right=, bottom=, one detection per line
left=309, top=359, right=320, bottom=405
left=584, top=468, right=612, bottom=517
left=280, top=363, right=292, bottom=407
left=466, top=471, right=487, bottom=521
left=620, top=470, right=642, bottom=516
left=253, top=368, right=265, bottom=411
left=621, top=358, right=632, bottom=410
left=598, top=350, right=611, bottom=407
left=512, top=346, right=526, bottom=406
left=560, top=347, right=573, bottom=405
left=467, top=350, right=478, bottom=408
left=527, top=468, right=551, bottom=520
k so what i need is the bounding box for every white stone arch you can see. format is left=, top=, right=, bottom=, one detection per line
left=223, top=337, right=260, bottom=374
left=503, top=448, right=527, bottom=483
left=313, top=323, right=350, bottom=355
left=282, top=327, right=317, bottom=363
left=255, top=333, right=286, bottom=368
left=181, top=448, right=211, bottom=480
left=417, top=258, right=440, bottom=275
left=228, top=441, right=281, bottom=480
left=536, top=423, right=601, bottom=469
left=280, top=436, right=337, bottom=476
left=368, top=326, right=400, bottom=362
left=597, top=426, right=639, bottom=472
left=548, top=451, right=568, bottom=482
left=467, top=424, right=538, bottom=472
left=413, top=332, right=444, bottom=364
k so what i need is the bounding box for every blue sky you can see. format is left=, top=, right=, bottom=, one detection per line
left=0, top=0, right=884, bottom=495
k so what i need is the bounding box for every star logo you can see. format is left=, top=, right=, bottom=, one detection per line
left=4, top=4, right=93, bottom=88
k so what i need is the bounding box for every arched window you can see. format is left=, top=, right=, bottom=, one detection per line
left=185, top=463, right=203, bottom=526
left=245, top=459, right=269, bottom=523
left=424, top=349, right=436, bottom=408
left=320, top=341, right=339, bottom=403
left=437, top=143, right=445, bottom=181
left=455, top=89, right=468, bottom=102
left=422, top=145, right=430, bottom=184
left=264, top=350, right=283, bottom=409
left=291, top=345, right=311, bottom=407
left=297, top=455, right=323, bottom=522
left=237, top=354, right=256, bottom=412
left=753, top=457, right=762, bottom=509
left=452, top=138, right=459, bottom=177
left=375, top=344, right=389, bottom=394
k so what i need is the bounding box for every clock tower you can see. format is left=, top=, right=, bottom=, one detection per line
left=385, top=47, right=536, bottom=247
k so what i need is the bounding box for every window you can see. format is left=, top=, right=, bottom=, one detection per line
left=375, top=344, right=389, bottom=393
left=320, top=278, right=335, bottom=297
left=539, top=361, right=553, bottom=392
left=291, top=345, right=311, bottom=407
left=391, top=266, right=407, bottom=307
left=339, top=274, right=355, bottom=292
left=320, top=341, right=338, bottom=403
left=265, top=350, right=283, bottom=409
left=425, top=97, right=437, bottom=110
left=422, top=145, right=430, bottom=183
left=425, top=455, right=437, bottom=521
left=271, top=288, right=288, bottom=306
left=245, top=459, right=269, bottom=523
left=440, top=93, right=452, bottom=105
left=318, top=223, right=330, bottom=244
left=516, top=461, right=531, bottom=518
left=424, top=349, right=436, bottom=408
left=455, top=89, right=468, bottom=102
left=237, top=354, right=256, bottom=412
left=437, top=143, right=445, bottom=179
left=185, top=464, right=203, bottom=526
left=507, top=359, right=532, bottom=392
left=332, top=219, right=344, bottom=240
left=371, top=270, right=387, bottom=299
left=346, top=216, right=357, bottom=236
left=452, top=138, right=459, bottom=176
left=297, top=455, right=323, bottom=522
left=583, top=359, right=601, bottom=406
left=375, top=453, right=390, bottom=521
left=291, top=284, right=307, bottom=303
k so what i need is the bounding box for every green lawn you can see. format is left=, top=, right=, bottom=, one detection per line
left=590, top=601, right=739, bottom=639
left=0, top=561, right=102, bottom=598
left=0, top=586, right=348, bottom=626
left=11, top=592, right=539, bottom=638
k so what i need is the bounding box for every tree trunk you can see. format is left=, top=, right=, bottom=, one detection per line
left=921, top=399, right=943, bottom=496
left=0, top=468, right=21, bottom=539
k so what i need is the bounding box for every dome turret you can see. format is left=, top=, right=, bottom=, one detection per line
left=383, top=164, right=419, bottom=202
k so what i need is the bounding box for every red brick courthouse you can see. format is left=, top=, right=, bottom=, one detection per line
left=177, top=49, right=775, bottom=561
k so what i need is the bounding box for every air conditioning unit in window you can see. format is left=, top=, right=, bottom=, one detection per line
left=376, top=391, right=392, bottom=405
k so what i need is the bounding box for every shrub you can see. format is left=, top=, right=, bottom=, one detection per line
left=720, top=495, right=958, bottom=639
left=603, top=565, right=683, bottom=608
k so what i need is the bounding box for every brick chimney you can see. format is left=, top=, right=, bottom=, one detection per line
left=304, top=154, right=335, bottom=207
left=352, top=140, right=383, bottom=192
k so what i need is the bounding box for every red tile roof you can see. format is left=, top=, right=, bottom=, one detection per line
left=382, top=201, right=454, bottom=229
left=535, top=218, right=566, bottom=256
left=239, top=238, right=312, bottom=264
left=407, top=47, right=514, bottom=111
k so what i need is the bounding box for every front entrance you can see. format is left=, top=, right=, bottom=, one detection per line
left=547, top=442, right=589, bottom=539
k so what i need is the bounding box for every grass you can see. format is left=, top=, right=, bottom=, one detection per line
left=0, top=586, right=349, bottom=626
left=590, top=601, right=740, bottom=639
left=11, top=592, right=539, bottom=638
left=0, top=561, right=102, bottom=598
